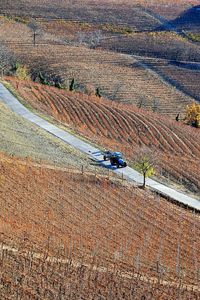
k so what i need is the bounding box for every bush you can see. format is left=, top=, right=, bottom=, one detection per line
left=13, top=63, right=29, bottom=80
left=69, top=78, right=75, bottom=91
left=185, top=103, right=200, bottom=128
left=95, top=87, right=101, bottom=98
left=32, top=71, right=67, bottom=89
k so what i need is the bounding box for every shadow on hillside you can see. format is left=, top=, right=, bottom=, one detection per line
left=157, top=5, right=200, bottom=31
left=169, top=60, right=200, bottom=72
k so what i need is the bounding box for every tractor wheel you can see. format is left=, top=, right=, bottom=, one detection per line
left=123, top=162, right=127, bottom=167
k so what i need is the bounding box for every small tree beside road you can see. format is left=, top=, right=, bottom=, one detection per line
left=134, top=147, right=156, bottom=188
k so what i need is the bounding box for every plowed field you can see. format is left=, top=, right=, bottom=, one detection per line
left=7, top=78, right=200, bottom=194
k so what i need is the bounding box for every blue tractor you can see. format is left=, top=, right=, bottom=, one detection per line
left=103, top=151, right=127, bottom=168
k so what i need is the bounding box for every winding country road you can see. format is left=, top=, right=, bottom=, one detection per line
left=0, top=83, right=199, bottom=211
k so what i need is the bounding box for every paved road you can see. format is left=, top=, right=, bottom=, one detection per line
left=0, top=83, right=199, bottom=211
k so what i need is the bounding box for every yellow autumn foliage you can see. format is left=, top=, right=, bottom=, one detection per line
left=185, top=103, right=200, bottom=128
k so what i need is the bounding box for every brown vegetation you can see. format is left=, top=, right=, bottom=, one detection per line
left=0, top=153, right=200, bottom=298
left=0, top=11, right=199, bottom=118
left=7, top=78, right=200, bottom=194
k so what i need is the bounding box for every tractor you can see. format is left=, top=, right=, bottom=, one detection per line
left=103, top=150, right=113, bottom=161
left=103, top=151, right=127, bottom=168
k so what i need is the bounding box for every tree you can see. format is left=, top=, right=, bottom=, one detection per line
left=134, top=147, right=156, bottom=188
left=11, top=63, right=29, bottom=80
left=69, top=78, right=75, bottom=91
left=185, top=103, right=200, bottom=128
left=28, top=19, right=40, bottom=46
left=0, top=44, right=16, bottom=75
left=76, top=30, right=103, bottom=48
left=88, top=30, right=102, bottom=48
left=95, top=87, right=101, bottom=98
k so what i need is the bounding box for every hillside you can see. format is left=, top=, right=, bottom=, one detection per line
left=6, top=78, right=200, bottom=195
left=0, top=1, right=200, bottom=298
left=167, top=5, right=200, bottom=30
left=100, top=31, right=200, bottom=62
left=141, top=58, right=200, bottom=103
left=0, top=0, right=198, bottom=21
left=0, top=101, right=98, bottom=171
left=0, top=153, right=200, bottom=299
left=0, top=24, right=195, bottom=117
left=0, top=14, right=199, bottom=118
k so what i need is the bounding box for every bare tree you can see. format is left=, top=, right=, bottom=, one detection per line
left=28, top=19, right=40, bottom=46
left=88, top=30, right=103, bottom=48
left=76, top=30, right=103, bottom=48
left=76, top=31, right=87, bottom=46
left=0, top=44, right=16, bottom=76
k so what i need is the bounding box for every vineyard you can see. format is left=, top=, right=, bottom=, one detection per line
left=0, top=1, right=200, bottom=299
left=0, top=153, right=200, bottom=299
left=1, top=30, right=195, bottom=117
left=0, top=10, right=199, bottom=118
left=0, top=0, right=198, bottom=21
left=101, top=31, right=200, bottom=62
left=144, top=59, right=200, bottom=103
left=7, top=78, right=200, bottom=194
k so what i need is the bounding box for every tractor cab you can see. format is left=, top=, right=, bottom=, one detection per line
left=110, top=152, right=127, bottom=168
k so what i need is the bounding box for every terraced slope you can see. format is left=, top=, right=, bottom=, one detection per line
left=101, top=31, right=200, bottom=62
left=7, top=79, right=200, bottom=194
left=143, top=58, right=200, bottom=103
left=4, top=36, right=196, bottom=116
left=1, top=16, right=199, bottom=117
left=1, top=154, right=200, bottom=293
left=0, top=0, right=198, bottom=21
left=0, top=101, right=95, bottom=170
left=0, top=1, right=161, bottom=30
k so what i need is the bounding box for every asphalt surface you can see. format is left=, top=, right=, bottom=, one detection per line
left=0, top=83, right=199, bottom=211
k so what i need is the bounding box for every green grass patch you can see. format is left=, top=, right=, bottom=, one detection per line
left=0, top=14, right=29, bottom=24
left=185, top=32, right=200, bottom=42
left=101, top=24, right=133, bottom=35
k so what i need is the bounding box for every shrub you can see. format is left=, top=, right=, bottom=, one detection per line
left=69, top=78, right=75, bottom=91
left=14, top=63, right=29, bottom=80
left=185, top=103, right=200, bottom=128
left=95, top=87, right=101, bottom=98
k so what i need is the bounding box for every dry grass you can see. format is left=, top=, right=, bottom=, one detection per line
left=0, top=101, right=98, bottom=170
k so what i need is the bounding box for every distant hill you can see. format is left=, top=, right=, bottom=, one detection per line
left=158, top=5, right=200, bottom=31
left=172, top=5, right=200, bottom=30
